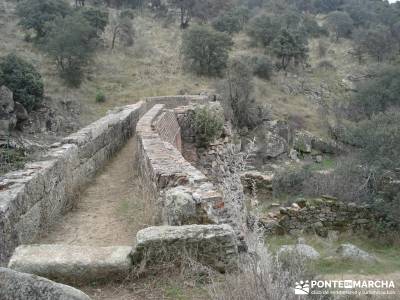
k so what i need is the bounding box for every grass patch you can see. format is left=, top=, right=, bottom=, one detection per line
left=267, top=233, right=400, bottom=275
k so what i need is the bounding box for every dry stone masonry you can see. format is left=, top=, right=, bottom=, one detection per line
left=2, top=95, right=241, bottom=298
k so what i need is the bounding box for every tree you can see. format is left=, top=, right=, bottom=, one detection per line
left=352, top=66, right=400, bottom=117
left=170, top=0, right=195, bottom=28
left=16, top=0, right=71, bottom=39
left=212, top=7, right=250, bottom=34
left=78, top=7, right=109, bottom=39
left=312, top=0, right=343, bottom=13
left=247, top=14, right=281, bottom=46
left=182, top=25, right=233, bottom=76
left=0, top=54, right=44, bottom=111
left=43, top=14, right=97, bottom=87
left=271, top=29, right=308, bottom=71
left=354, top=25, right=394, bottom=62
left=326, top=11, right=353, bottom=41
left=111, top=14, right=135, bottom=49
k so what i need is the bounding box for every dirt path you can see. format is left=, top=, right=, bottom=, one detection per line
left=38, top=137, right=151, bottom=246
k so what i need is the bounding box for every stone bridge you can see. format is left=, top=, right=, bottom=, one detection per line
left=0, top=96, right=241, bottom=295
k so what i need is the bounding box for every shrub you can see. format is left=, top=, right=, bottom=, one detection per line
left=0, top=54, right=44, bottom=111
left=316, top=60, right=335, bottom=70
left=43, top=13, right=97, bottom=87
left=217, top=57, right=269, bottom=129
left=246, top=14, right=281, bottom=46
left=16, top=0, right=71, bottom=39
left=193, top=106, right=224, bottom=146
left=95, top=90, right=106, bottom=103
left=351, top=65, right=400, bottom=117
left=78, top=7, right=109, bottom=39
left=272, top=165, right=311, bottom=199
left=252, top=55, right=273, bottom=80
left=212, top=6, right=250, bottom=34
left=182, top=25, right=233, bottom=76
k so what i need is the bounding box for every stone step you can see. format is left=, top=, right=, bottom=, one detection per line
left=8, top=245, right=132, bottom=285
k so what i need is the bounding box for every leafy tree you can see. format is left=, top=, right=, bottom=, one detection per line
left=193, top=106, right=224, bottom=146
left=78, top=7, right=109, bottom=39
left=170, top=0, right=195, bottom=28
left=354, top=25, right=394, bottom=62
left=0, top=54, right=44, bottom=111
left=16, top=0, right=71, bottom=39
left=312, top=0, right=343, bottom=13
left=212, top=6, right=250, bottom=34
left=43, top=14, right=97, bottom=87
left=111, top=14, right=135, bottom=49
left=302, top=15, right=328, bottom=38
left=352, top=66, right=400, bottom=117
left=271, top=29, right=308, bottom=71
left=326, top=11, right=353, bottom=41
left=182, top=25, right=233, bottom=76
left=247, top=14, right=281, bottom=46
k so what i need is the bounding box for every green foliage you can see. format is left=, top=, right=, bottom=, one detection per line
left=193, top=106, right=224, bottom=146
left=247, top=14, right=281, bottom=46
left=352, top=66, right=400, bottom=117
left=352, top=25, right=394, bottom=62
left=95, top=90, right=106, bottom=103
left=219, top=57, right=269, bottom=129
left=271, top=29, right=308, bottom=71
left=213, top=6, right=250, bottom=34
left=312, top=0, right=343, bottom=14
left=182, top=25, right=233, bottom=76
left=326, top=11, right=353, bottom=41
left=0, top=148, right=27, bottom=175
left=302, top=15, right=328, bottom=38
left=43, top=13, right=97, bottom=87
left=16, top=0, right=71, bottom=39
left=351, top=112, right=400, bottom=171
left=0, top=54, right=44, bottom=111
left=252, top=55, right=273, bottom=80
left=78, top=7, right=109, bottom=38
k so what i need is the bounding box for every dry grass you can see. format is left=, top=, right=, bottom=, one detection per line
left=0, top=3, right=213, bottom=127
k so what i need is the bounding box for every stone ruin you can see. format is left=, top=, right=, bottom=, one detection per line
left=0, top=95, right=245, bottom=299
left=0, top=94, right=381, bottom=298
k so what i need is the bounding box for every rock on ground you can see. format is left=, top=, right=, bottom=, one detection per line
left=8, top=245, right=132, bottom=284
left=278, top=244, right=320, bottom=260
left=336, top=243, right=377, bottom=262
left=0, top=267, right=91, bottom=300
left=131, top=224, right=238, bottom=272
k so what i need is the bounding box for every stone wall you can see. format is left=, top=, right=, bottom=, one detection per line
left=136, top=104, right=225, bottom=226
left=259, top=198, right=378, bottom=236
left=0, top=95, right=212, bottom=266
left=0, top=103, right=144, bottom=266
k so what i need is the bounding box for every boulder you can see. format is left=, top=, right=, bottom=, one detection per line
left=0, top=86, right=14, bottom=114
left=253, top=120, right=290, bottom=160
left=336, top=244, right=377, bottom=262
left=0, top=112, right=17, bottom=136
left=8, top=245, right=132, bottom=284
left=164, top=187, right=197, bottom=225
left=131, top=224, right=238, bottom=272
left=293, top=130, right=313, bottom=153
left=14, top=102, right=29, bottom=122
left=278, top=244, right=320, bottom=260
left=0, top=267, right=90, bottom=300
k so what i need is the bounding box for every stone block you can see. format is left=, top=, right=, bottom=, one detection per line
left=0, top=267, right=90, bottom=300
left=131, top=225, right=238, bottom=272
left=8, top=245, right=132, bottom=284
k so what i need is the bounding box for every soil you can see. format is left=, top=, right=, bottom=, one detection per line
left=38, top=137, right=151, bottom=247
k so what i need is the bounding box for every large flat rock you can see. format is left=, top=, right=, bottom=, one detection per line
left=8, top=245, right=132, bottom=284
left=0, top=267, right=90, bottom=300
left=131, top=224, right=238, bottom=272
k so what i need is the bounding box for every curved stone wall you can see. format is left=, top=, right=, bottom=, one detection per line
left=0, top=95, right=211, bottom=266
left=136, top=104, right=226, bottom=226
